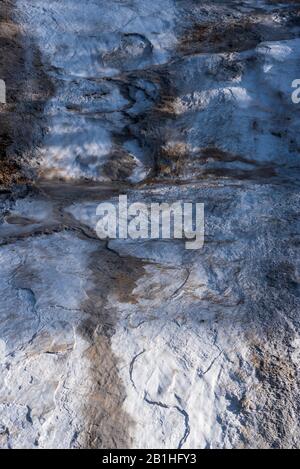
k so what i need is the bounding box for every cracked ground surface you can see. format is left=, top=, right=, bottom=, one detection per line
left=1, top=0, right=300, bottom=448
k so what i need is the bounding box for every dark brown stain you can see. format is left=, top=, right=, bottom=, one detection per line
left=178, top=6, right=300, bottom=56
left=76, top=237, right=146, bottom=448
left=0, top=0, right=54, bottom=188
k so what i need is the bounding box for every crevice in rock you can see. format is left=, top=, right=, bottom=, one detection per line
left=129, top=349, right=145, bottom=391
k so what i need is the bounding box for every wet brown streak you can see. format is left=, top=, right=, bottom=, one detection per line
left=38, top=183, right=145, bottom=448
left=0, top=0, right=53, bottom=187
left=78, top=244, right=145, bottom=448
left=178, top=7, right=300, bottom=56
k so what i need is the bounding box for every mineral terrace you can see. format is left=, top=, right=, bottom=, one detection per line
left=0, top=0, right=300, bottom=449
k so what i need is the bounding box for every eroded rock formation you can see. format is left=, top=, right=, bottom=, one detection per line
left=0, top=0, right=300, bottom=449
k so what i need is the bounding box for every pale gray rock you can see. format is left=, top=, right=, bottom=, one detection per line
left=0, top=0, right=300, bottom=449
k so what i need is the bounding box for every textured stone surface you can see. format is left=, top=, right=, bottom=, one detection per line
left=0, top=0, right=300, bottom=448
